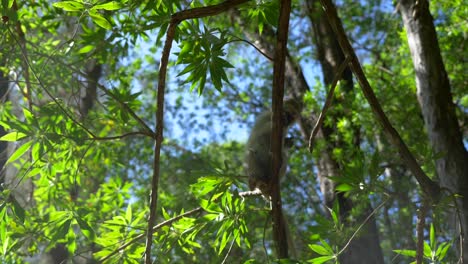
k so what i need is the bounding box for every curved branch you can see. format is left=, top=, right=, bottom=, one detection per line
left=318, top=0, right=440, bottom=200
left=144, top=1, right=252, bottom=262
left=227, top=37, right=274, bottom=61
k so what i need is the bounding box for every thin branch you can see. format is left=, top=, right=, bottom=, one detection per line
left=221, top=239, right=236, bottom=264
left=337, top=196, right=389, bottom=256
left=100, top=190, right=258, bottom=262
left=88, top=131, right=153, bottom=140
left=271, top=0, right=292, bottom=258
left=8, top=29, right=99, bottom=139
left=13, top=0, right=32, bottom=111
left=97, top=83, right=155, bottom=137
left=144, top=1, right=252, bottom=262
left=318, top=0, right=440, bottom=200
left=101, top=206, right=204, bottom=263
left=308, top=56, right=351, bottom=151
left=144, top=20, right=177, bottom=264
left=227, top=37, right=274, bottom=61
left=4, top=37, right=151, bottom=143
left=16, top=46, right=155, bottom=138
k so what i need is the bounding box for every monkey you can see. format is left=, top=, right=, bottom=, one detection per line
left=244, top=98, right=301, bottom=259
left=244, top=98, right=300, bottom=197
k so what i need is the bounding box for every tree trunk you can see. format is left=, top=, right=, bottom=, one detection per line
left=399, top=0, right=468, bottom=260
left=307, top=1, right=385, bottom=263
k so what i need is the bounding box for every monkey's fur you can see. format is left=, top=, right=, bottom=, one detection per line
left=244, top=99, right=300, bottom=259
left=244, top=99, right=299, bottom=196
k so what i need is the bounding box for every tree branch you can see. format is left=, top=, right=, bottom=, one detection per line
left=271, top=0, right=292, bottom=259
left=318, top=0, right=440, bottom=200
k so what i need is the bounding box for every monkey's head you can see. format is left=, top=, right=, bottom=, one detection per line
left=283, top=98, right=302, bottom=126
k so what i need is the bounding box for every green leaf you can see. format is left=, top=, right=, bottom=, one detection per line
left=6, top=140, right=33, bottom=164
left=10, top=196, right=25, bottom=223
left=0, top=131, right=28, bottom=141
left=435, top=242, right=451, bottom=259
left=319, top=239, right=334, bottom=253
left=78, top=44, right=95, bottom=53
left=89, top=12, right=112, bottom=30
left=218, top=226, right=231, bottom=253
left=125, top=203, right=132, bottom=223
left=76, top=216, right=96, bottom=240
left=199, top=199, right=222, bottom=213
left=52, top=218, right=72, bottom=242
left=423, top=241, right=432, bottom=257
left=53, top=1, right=84, bottom=11
left=162, top=207, right=170, bottom=220
left=2, top=237, right=8, bottom=255
left=393, top=249, right=416, bottom=257
left=309, top=255, right=335, bottom=264
left=335, top=183, right=353, bottom=192
left=92, top=1, right=123, bottom=10
left=309, top=244, right=331, bottom=256
left=50, top=211, right=72, bottom=222
left=429, top=223, right=435, bottom=249
left=67, top=227, right=77, bottom=254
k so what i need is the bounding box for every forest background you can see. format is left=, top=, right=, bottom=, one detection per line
left=0, top=0, right=467, bottom=263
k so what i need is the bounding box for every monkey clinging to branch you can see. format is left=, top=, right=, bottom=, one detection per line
left=244, top=99, right=300, bottom=197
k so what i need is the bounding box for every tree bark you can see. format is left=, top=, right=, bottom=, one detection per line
left=399, top=0, right=468, bottom=260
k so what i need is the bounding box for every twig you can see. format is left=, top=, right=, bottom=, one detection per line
left=97, top=83, right=155, bottom=137
left=308, top=56, right=351, bottom=151
left=227, top=37, right=274, bottom=61
left=337, top=196, right=389, bottom=256
left=318, top=0, right=440, bottom=200
left=221, top=239, right=236, bottom=264
left=88, top=131, right=153, bottom=140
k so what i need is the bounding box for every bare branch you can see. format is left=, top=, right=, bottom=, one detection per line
left=271, top=0, right=292, bottom=258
